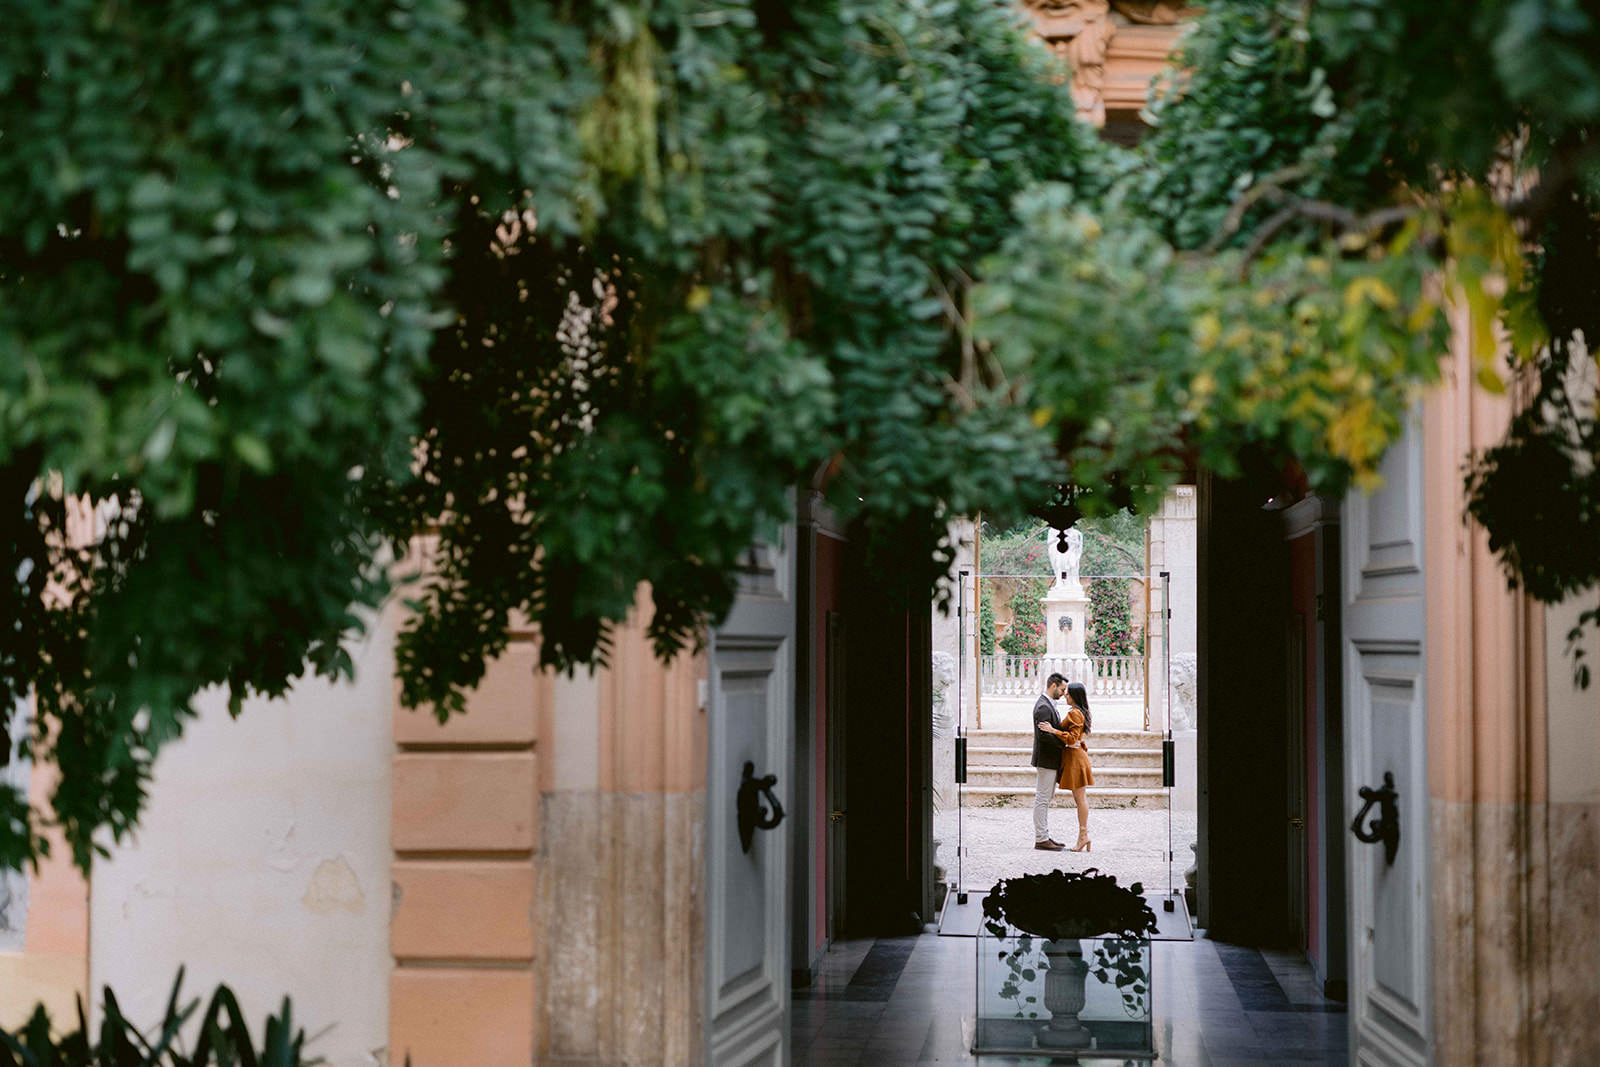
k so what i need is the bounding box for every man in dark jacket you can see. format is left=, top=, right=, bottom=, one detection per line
left=1031, top=672, right=1069, bottom=850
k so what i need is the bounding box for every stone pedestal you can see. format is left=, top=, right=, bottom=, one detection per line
left=1043, top=585, right=1088, bottom=657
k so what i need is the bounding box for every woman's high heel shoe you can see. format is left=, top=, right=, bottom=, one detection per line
left=1071, top=832, right=1092, bottom=853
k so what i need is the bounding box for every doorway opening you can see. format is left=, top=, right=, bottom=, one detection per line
left=930, top=492, right=1199, bottom=937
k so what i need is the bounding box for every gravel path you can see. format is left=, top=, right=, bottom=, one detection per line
left=933, top=806, right=1198, bottom=895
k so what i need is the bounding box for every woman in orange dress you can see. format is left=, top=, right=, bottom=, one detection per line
left=1047, top=681, right=1094, bottom=852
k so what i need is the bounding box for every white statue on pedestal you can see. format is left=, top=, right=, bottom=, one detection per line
left=1046, top=527, right=1083, bottom=591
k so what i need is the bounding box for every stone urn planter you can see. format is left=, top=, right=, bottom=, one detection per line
left=973, top=869, right=1158, bottom=1059
left=1036, top=938, right=1093, bottom=1049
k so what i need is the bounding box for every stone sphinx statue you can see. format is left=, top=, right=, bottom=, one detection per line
left=931, top=651, right=959, bottom=816
left=930, top=651, right=957, bottom=734
left=1169, top=653, right=1198, bottom=731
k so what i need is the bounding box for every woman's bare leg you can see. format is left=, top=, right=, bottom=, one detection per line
left=1072, top=787, right=1090, bottom=850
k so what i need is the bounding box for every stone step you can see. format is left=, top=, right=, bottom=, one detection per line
left=968, top=729, right=1164, bottom=750
left=965, top=765, right=1163, bottom=790
left=959, top=784, right=1169, bottom=811
left=967, top=745, right=1161, bottom=769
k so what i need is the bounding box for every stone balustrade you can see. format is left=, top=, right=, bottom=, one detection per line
left=979, top=654, right=1144, bottom=699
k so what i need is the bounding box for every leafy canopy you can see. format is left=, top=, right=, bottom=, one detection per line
left=978, top=0, right=1598, bottom=672
left=2, top=0, right=1101, bottom=871
left=4, top=0, right=1596, bottom=874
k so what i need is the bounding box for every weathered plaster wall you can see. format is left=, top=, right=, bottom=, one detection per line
left=1544, top=592, right=1600, bottom=1063
left=88, top=617, right=395, bottom=1066
left=1540, top=348, right=1600, bottom=1060
left=1423, top=316, right=1600, bottom=1065
left=383, top=554, right=705, bottom=1067
left=536, top=586, right=706, bottom=1066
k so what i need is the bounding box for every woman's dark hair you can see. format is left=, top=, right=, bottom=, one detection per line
left=1067, top=680, right=1091, bottom=734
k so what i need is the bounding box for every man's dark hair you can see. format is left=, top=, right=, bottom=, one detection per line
left=1046, top=672, right=1068, bottom=688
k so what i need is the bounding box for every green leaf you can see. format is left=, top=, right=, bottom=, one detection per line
left=234, top=434, right=274, bottom=474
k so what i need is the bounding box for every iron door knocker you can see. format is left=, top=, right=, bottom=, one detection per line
left=1350, top=771, right=1401, bottom=866
left=737, top=761, right=785, bottom=854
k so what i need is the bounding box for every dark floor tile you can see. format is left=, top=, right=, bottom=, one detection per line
left=1243, top=1012, right=1348, bottom=1051
left=1212, top=945, right=1293, bottom=1013
left=800, top=933, right=1346, bottom=1064
left=804, top=1035, right=870, bottom=1065
left=801, top=937, right=921, bottom=1002
left=1208, top=1054, right=1345, bottom=1066
left=806, top=1018, right=884, bottom=1041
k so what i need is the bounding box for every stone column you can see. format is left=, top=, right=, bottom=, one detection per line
left=1148, top=486, right=1197, bottom=736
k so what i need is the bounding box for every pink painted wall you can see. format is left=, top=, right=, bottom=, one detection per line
left=1287, top=532, right=1321, bottom=966
left=813, top=534, right=843, bottom=955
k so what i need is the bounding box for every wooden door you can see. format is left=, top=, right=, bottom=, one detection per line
left=1286, top=614, right=1308, bottom=949
left=825, top=611, right=847, bottom=940
left=706, top=529, right=795, bottom=1065
left=1342, top=424, right=1432, bottom=1065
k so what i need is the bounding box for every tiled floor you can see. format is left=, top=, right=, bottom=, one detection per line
left=791, top=932, right=1347, bottom=1065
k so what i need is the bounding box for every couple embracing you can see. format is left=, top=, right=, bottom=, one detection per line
left=1030, top=672, right=1095, bottom=853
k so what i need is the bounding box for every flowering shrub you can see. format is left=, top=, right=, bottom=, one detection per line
left=1087, top=577, right=1138, bottom=657
left=979, top=589, right=997, bottom=657
left=998, top=578, right=1049, bottom=657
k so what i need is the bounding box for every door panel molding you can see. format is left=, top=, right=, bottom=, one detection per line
left=1344, top=418, right=1432, bottom=1067
left=706, top=653, right=787, bottom=1022
left=707, top=523, right=795, bottom=1066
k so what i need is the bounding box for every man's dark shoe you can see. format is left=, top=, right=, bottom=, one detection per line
left=1034, top=839, right=1065, bottom=851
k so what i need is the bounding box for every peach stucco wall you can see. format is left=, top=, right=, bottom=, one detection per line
left=390, top=619, right=543, bottom=1067
left=1422, top=310, right=1600, bottom=1064
left=390, top=582, right=705, bottom=1067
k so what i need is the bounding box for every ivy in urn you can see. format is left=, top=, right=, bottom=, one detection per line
left=982, top=869, right=1160, bottom=1019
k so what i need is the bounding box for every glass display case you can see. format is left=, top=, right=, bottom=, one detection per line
left=974, top=924, right=1155, bottom=1059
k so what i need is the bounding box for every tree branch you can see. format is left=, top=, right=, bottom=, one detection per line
left=1198, top=161, right=1315, bottom=254
left=1221, top=197, right=1422, bottom=278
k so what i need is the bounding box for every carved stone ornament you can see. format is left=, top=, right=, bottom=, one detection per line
left=1024, top=0, right=1188, bottom=127
left=1109, top=0, right=1185, bottom=24
left=1038, top=0, right=1115, bottom=127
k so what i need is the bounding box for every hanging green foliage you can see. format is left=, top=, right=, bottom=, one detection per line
left=977, top=0, right=1597, bottom=673
left=4, top=0, right=1595, bottom=874
left=0, top=0, right=1103, bottom=871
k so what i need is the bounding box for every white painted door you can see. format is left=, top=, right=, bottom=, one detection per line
left=1342, top=424, right=1432, bottom=1066
left=706, top=526, right=794, bottom=1065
